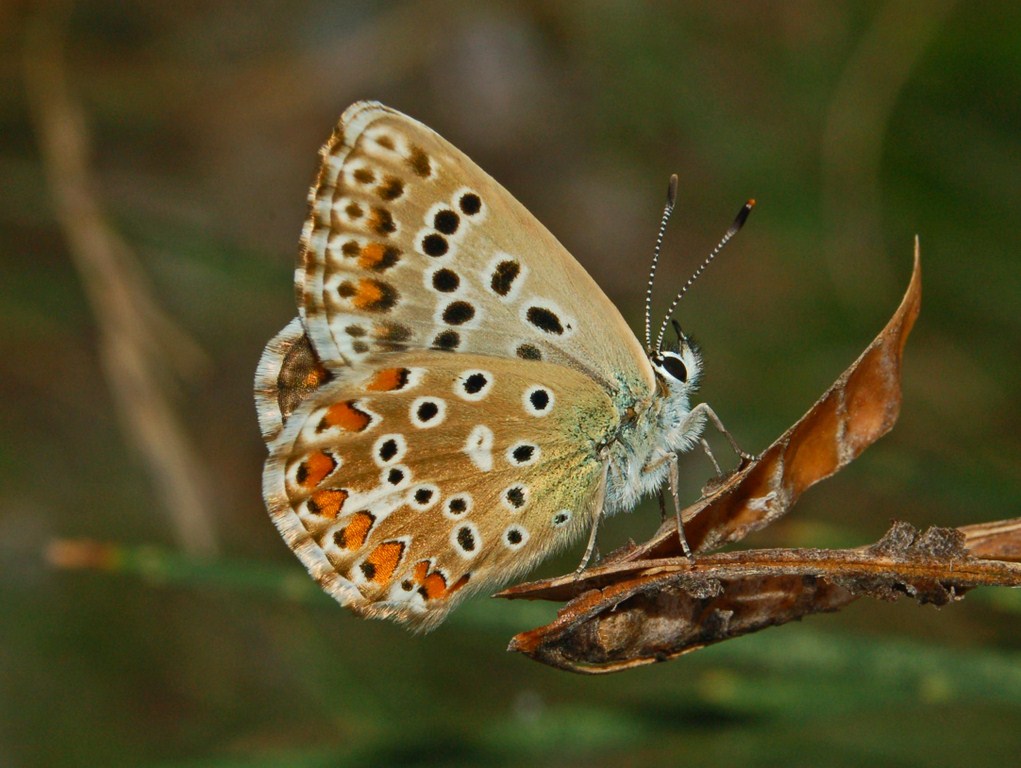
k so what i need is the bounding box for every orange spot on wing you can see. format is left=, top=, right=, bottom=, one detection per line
left=408, top=561, right=468, bottom=601
left=297, top=451, right=337, bottom=488
left=337, top=511, right=374, bottom=550
left=352, top=280, right=383, bottom=309
left=308, top=489, right=348, bottom=518
left=420, top=572, right=448, bottom=600
left=447, top=573, right=470, bottom=595
left=320, top=400, right=371, bottom=431
left=346, top=278, right=398, bottom=312
left=364, top=541, right=405, bottom=584
left=357, top=243, right=400, bottom=271
left=358, top=243, right=384, bottom=269
left=366, top=367, right=409, bottom=392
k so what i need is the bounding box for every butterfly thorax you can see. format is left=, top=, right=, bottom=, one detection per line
left=602, top=344, right=706, bottom=515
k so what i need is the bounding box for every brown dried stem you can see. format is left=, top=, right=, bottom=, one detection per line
left=23, top=4, right=218, bottom=556
left=504, top=520, right=1021, bottom=674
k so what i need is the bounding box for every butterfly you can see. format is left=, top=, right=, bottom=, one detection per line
left=255, top=102, right=752, bottom=631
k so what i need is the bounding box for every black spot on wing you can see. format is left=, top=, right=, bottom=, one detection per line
left=433, top=331, right=459, bottom=351
left=434, top=210, right=459, bottom=234
left=526, top=306, right=564, bottom=335
left=432, top=268, right=460, bottom=292
left=422, top=234, right=448, bottom=257
left=516, top=343, right=541, bottom=360
left=442, top=301, right=475, bottom=325
left=459, top=193, right=481, bottom=215
left=490, top=260, right=521, bottom=297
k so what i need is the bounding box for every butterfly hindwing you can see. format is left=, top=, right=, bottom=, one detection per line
left=254, top=317, right=333, bottom=443
left=297, top=101, right=654, bottom=396
left=262, top=351, right=619, bottom=630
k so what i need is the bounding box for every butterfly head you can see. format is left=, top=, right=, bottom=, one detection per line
left=650, top=320, right=701, bottom=396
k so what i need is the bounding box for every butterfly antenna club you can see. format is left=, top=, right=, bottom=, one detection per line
left=644, top=174, right=679, bottom=353
left=654, top=199, right=755, bottom=353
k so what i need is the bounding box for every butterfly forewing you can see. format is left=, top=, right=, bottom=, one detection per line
left=256, top=101, right=691, bottom=629
left=262, top=351, right=618, bottom=630
left=297, top=101, right=654, bottom=396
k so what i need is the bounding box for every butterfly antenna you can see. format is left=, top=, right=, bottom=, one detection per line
left=654, top=199, right=755, bottom=353
left=644, top=174, right=679, bottom=353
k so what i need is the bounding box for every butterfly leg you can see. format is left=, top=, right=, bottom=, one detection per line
left=699, top=438, right=724, bottom=475
left=687, top=403, right=757, bottom=462
left=642, top=452, right=694, bottom=559
left=575, top=462, right=609, bottom=575
left=666, top=452, right=695, bottom=560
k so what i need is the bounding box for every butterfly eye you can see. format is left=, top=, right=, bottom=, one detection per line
left=656, top=353, right=688, bottom=383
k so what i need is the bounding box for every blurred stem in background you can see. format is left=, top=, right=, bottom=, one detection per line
left=821, top=0, right=956, bottom=309
left=23, top=1, right=218, bottom=556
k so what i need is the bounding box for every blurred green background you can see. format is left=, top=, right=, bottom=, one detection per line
left=3, top=2, right=1021, bottom=766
